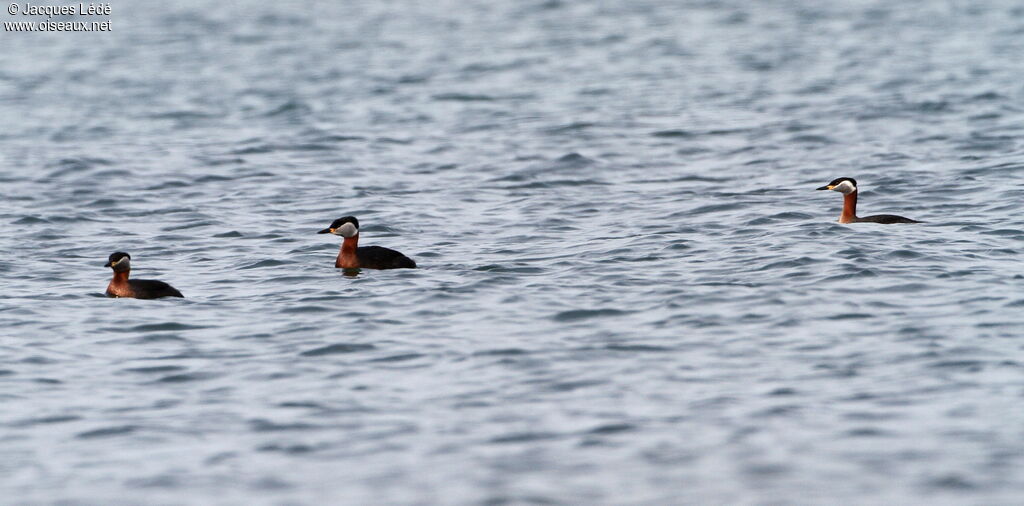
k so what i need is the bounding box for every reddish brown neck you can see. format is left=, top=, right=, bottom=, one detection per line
left=839, top=190, right=858, bottom=223
left=336, top=234, right=360, bottom=268
left=107, top=270, right=131, bottom=297
left=111, top=270, right=130, bottom=284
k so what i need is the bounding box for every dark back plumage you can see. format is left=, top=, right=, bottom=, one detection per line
left=129, top=279, right=185, bottom=299
left=856, top=214, right=920, bottom=224
left=357, top=246, right=417, bottom=269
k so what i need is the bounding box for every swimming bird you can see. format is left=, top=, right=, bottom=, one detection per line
left=104, top=252, right=184, bottom=299
left=317, top=216, right=416, bottom=269
left=816, top=177, right=920, bottom=224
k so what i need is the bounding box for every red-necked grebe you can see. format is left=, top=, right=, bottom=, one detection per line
left=816, top=177, right=920, bottom=224
left=317, top=216, right=416, bottom=269
left=104, top=252, right=184, bottom=299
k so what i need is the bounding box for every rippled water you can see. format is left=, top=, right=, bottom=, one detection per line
left=3, top=0, right=1024, bottom=503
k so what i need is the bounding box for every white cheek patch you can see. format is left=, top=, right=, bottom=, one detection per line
left=115, top=258, right=130, bottom=269
left=336, top=222, right=358, bottom=238
left=833, top=180, right=856, bottom=194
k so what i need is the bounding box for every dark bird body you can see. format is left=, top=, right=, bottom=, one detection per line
left=317, top=216, right=416, bottom=270
left=852, top=214, right=919, bottom=224
left=816, top=177, right=920, bottom=224
left=348, top=245, right=417, bottom=270
left=104, top=252, right=184, bottom=299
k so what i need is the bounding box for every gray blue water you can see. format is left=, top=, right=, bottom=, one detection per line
left=2, top=0, right=1024, bottom=504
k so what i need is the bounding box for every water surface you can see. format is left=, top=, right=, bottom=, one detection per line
left=2, top=0, right=1024, bottom=504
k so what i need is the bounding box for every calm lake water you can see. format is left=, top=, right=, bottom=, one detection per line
left=2, top=0, right=1024, bottom=504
